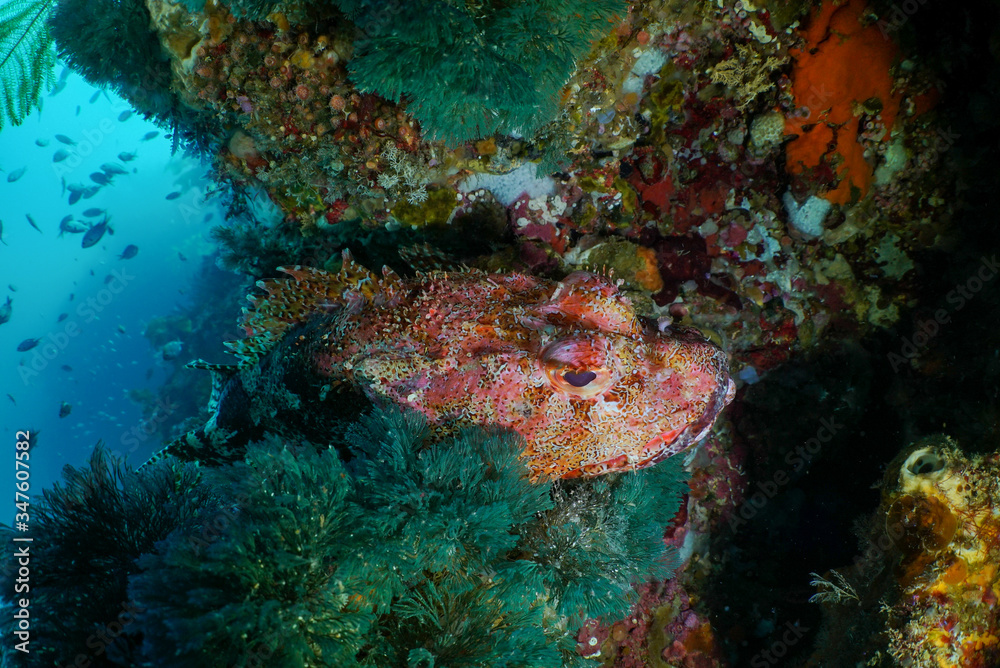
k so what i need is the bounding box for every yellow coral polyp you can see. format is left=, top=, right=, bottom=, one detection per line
left=290, top=48, right=315, bottom=70
left=270, top=11, right=290, bottom=32
left=927, top=627, right=951, bottom=647
left=389, top=188, right=456, bottom=229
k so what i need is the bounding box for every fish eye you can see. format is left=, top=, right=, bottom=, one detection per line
left=562, top=370, right=597, bottom=387
left=544, top=364, right=613, bottom=398
left=539, top=338, right=616, bottom=398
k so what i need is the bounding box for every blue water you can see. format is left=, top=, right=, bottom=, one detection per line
left=0, top=68, right=226, bottom=522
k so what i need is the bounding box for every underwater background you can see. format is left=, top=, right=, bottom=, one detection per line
left=0, top=0, right=999, bottom=666
left=0, top=71, right=230, bottom=502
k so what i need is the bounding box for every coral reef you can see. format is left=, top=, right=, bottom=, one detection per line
left=112, top=0, right=955, bottom=398
left=49, top=0, right=168, bottom=103
left=29, top=0, right=992, bottom=664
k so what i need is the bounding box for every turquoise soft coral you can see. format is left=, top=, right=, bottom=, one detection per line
left=340, top=0, right=627, bottom=143
left=0, top=409, right=688, bottom=667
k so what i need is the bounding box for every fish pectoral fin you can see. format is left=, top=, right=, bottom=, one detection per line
left=138, top=423, right=242, bottom=470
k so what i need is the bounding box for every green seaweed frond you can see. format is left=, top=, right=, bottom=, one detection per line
left=0, top=0, right=56, bottom=130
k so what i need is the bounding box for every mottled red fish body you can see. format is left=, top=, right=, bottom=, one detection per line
left=229, top=254, right=736, bottom=481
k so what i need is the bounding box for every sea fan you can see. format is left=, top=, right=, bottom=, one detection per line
left=0, top=0, right=56, bottom=130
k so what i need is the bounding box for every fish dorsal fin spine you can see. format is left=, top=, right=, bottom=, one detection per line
left=185, top=360, right=239, bottom=413
left=225, top=249, right=390, bottom=365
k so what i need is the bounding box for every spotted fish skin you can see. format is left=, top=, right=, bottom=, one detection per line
left=157, top=251, right=735, bottom=481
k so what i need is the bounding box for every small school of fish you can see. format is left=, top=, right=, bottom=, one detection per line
left=0, top=105, right=206, bottom=388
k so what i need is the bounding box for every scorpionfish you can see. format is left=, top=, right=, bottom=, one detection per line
left=153, top=251, right=735, bottom=481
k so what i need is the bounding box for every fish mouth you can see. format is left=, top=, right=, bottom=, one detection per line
left=561, top=425, right=688, bottom=479
left=559, top=375, right=735, bottom=480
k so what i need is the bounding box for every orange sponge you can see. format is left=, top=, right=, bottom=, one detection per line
left=784, top=0, right=902, bottom=204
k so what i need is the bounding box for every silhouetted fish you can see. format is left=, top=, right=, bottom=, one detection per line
left=6, top=394, right=14, bottom=406
left=61, top=364, right=73, bottom=372
left=55, top=134, right=75, bottom=145
left=81, top=217, right=109, bottom=248
left=118, top=110, right=133, bottom=122
left=35, top=138, right=49, bottom=147
left=23, top=430, right=39, bottom=453
left=59, top=402, right=72, bottom=418
left=7, top=167, right=26, bottom=182
left=25, top=214, right=42, bottom=233
left=90, top=172, right=111, bottom=186
left=82, top=208, right=104, bottom=217
left=178, top=252, right=187, bottom=261
left=82, top=185, right=100, bottom=199
left=53, top=149, right=69, bottom=162
left=165, top=191, right=181, bottom=200
left=50, top=81, right=66, bottom=96
left=0, top=296, right=11, bottom=325
left=119, top=244, right=138, bottom=260
left=89, top=90, right=101, bottom=103
left=57, top=313, right=68, bottom=322
left=101, top=163, right=129, bottom=176
left=0, top=219, right=6, bottom=246
left=68, top=191, right=81, bottom=205
left=118, top=151, right=136, bottom=162
left=17, top=337, right=40, bottom=352
left=141, top=131, right=159, bottom=141
left=59, top=216, right=89, bottom=237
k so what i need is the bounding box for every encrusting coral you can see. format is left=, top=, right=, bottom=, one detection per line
left=808, top=435, right=1000, bottom=667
